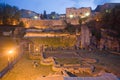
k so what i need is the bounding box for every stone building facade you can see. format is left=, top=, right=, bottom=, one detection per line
left=66, top=7, right=91, bottom=19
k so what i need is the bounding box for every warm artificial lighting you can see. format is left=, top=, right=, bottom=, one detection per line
left=106, top=9, right=109, bottom=13
left=8, top=50, right=14, bottom=54
left=69, top=14, right=74, bottom=18
left=36, top=48, right=38, bottom=51
left=96, top=19, right=99, bottom=21
left=52, top=16, right=55, bottom=19
left=85, top=12, right=90, bottom=16
left=81, top=16, right=85, bottom=18
left=34, top=16, right=38, bottom=19
left=80, top=12, right=90, bottom=18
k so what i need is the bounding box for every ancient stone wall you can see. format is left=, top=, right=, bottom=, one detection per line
left=100, top=37, right=119, bottom=52
left=100, top=29, right=120, bottom=52
left=66, top=18, right=79, bottom=25
left=81, top=24, right=92, bottom=49
left=20, top=18, right=66, bottom=29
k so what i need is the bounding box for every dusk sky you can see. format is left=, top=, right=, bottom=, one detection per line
left=0, top=0, right=120, bottom=14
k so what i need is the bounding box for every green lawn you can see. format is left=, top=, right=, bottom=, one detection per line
left=56, top=58, right=80, bottom=64
left=1, top=54, right=55, bottom=80
left=27, top=37, right=76, bottom=48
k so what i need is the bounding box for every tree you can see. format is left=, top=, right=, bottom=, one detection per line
left=65, top=23, right=76, bottom=34
left=0, top=3, right=20, bottom=25
left=19, top=21, right=25, bottom=27
left=43, top=10, right=47, bottom=19
left=101, top=5, right=120, bottom=37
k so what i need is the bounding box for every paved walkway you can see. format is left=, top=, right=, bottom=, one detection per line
left=1, top=54, right=54, bottom=80
left=36, top=73, right=119, bottom=80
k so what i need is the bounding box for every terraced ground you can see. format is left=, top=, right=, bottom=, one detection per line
left=1, top=48, right=120, bottom=80
left=0, top=36, right=120, bottom=79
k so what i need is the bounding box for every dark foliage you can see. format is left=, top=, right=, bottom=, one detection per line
left=65, top=23, right=76, bottom=34
left=101, top=5, right=120, bottom=37
left=0, top=3, right=20, bottom=26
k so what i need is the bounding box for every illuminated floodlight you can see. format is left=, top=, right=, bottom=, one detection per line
left=69, top=14, right=74, bottom=18
left=8, top=50, right=14, bottom=54
left=81, top=16, right=85, bottom=18
left=52, top=16, right=55, bottom=19
left=34, top=16, right=38, bottom=19
left=85, top=12, right=90, bottom=16
left=36, top=48, right=39, bottom=51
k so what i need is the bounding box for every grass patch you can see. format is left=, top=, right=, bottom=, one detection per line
left=55, top=58, right=81, bottom=64
left=27, top=37, right=76, bottom=48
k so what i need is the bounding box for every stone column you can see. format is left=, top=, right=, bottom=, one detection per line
left=81, top=24, right=91, bottom=49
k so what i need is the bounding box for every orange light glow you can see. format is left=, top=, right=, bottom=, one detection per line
left=8, top=50, right=14, bottom=54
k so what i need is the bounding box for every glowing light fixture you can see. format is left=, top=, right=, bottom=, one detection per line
left=81, top=16, right=85, bottom=18
left=34, top=16, right=38, bottom=19
left=69, top=14, right=74, bottom=18
left=8, top=50, right=14, bottom=54
left=36, top=48, right=38, bottom=51
left=85, top=12, right=90, bottom=16
left=52, top=16, right=55, bottom=19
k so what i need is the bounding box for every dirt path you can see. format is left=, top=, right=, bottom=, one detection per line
left=1, top=54, right=54, bottom=80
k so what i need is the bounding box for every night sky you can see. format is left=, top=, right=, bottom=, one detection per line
left=0, top=0, right=120, bottom=14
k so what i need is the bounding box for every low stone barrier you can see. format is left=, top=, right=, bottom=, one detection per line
left=29, top=54, right=41, bottom=60
left=81, top=58, right=97, bottom=64
left=40, top=57, right=56, bottom=66
left=52, top=64, right=62, bottom=71
left=40, top=52, right=95, bottom=74
left=52, top=63, right=95, bottom=74
left=63, top=64, right=81, bottom=67
left=40, top=60, right=53, bottom=65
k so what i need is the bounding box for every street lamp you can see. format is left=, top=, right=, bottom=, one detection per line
left=69, top=14, right=74, bottom=18
left=8, top=50, right=14, bottom=66
left=81, top=12, right=90, bottom=18
left=85, top=12, right=90, bottom=17
left=35, top=48, right=38, bottom=52
left=34, top=16, right=38, bottom=19
left=8, top=50, right=13, bottom=54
